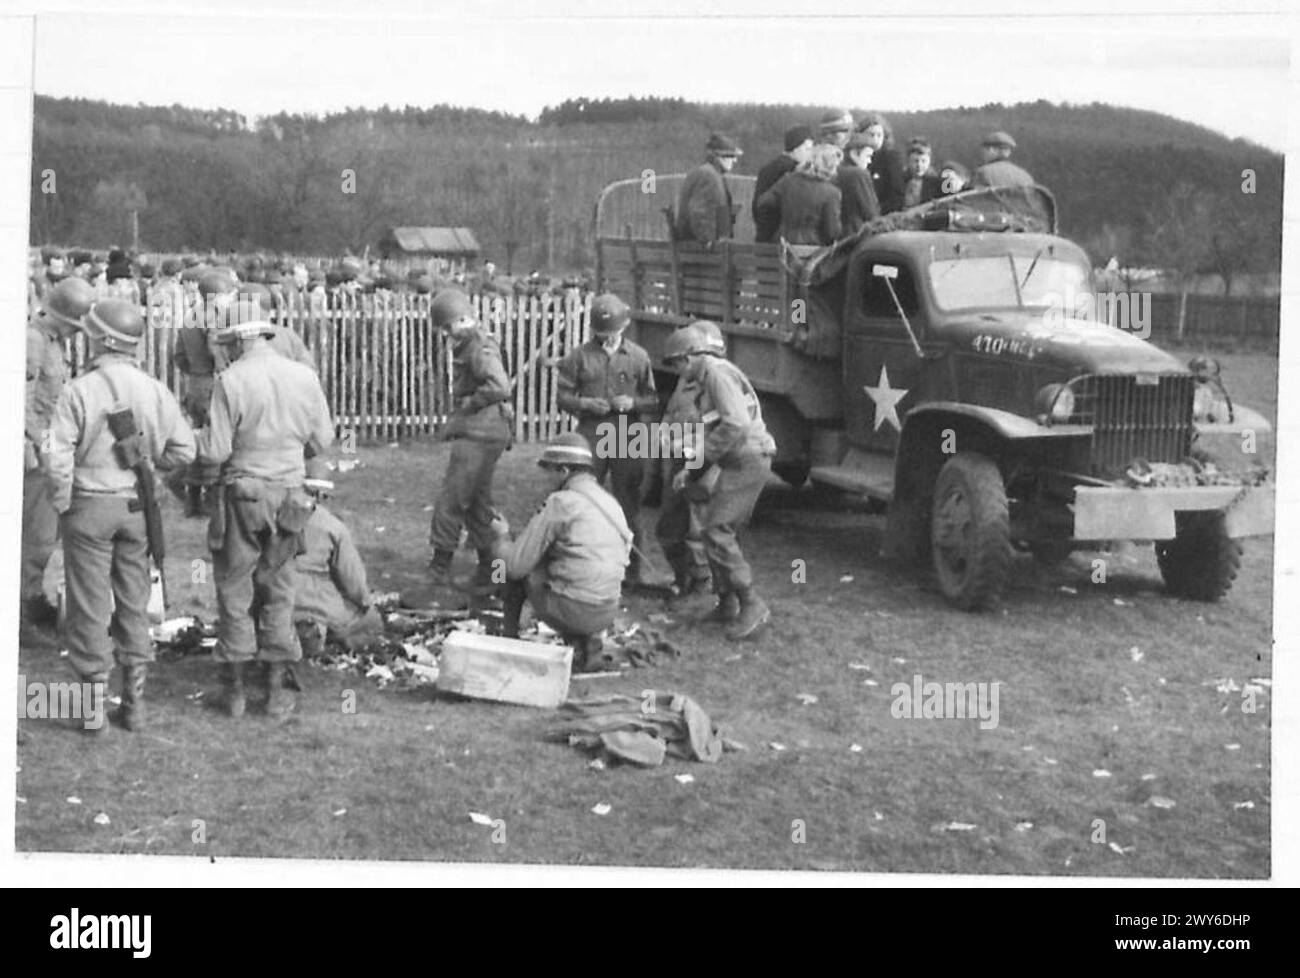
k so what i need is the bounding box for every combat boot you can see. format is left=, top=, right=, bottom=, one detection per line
left=667, top=574, right=712, bottom=613
left=725, top=588, right=771, bottom=641
left=699, top=591, right=741, bottom=625
left=117, top=665, right=148, bottom=732
left=219, top=662, right=246, bottom=719
left=265, top=663, right=295, bottom=719
left=82, top=672, right=112, bottom=739
left=426, top=548, right=456, bottom=586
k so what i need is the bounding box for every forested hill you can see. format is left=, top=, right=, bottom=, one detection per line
left=30, top=94, right=1282, bottom=280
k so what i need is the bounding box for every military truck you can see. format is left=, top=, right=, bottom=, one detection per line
left=593, top=176, right=1274, bottom=610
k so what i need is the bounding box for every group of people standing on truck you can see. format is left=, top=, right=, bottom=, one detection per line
left=674, top=110, right=1034, bottom=249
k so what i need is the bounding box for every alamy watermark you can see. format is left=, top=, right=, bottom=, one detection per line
left=890, top=673, right=1000, bottom=730
left=18, top=675, right=106, bottom=731
left=1041, top=285, right=1152, bottom=339
left=593, top=416, right=706, bottom=470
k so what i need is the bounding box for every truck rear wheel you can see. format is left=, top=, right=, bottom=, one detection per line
left=1155, top=513, right=1242, bottom=601
left=930, top=453, right=1012, bottom=611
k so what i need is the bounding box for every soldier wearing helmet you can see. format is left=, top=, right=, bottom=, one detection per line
left=662, top=321, right=776, bottom=640
left=488, top=433, right=632, bottom=672
left=22, top=277, right=98, bottom=631
left=555, top=292, right=658, bottom=589
left=655, top=321, right=725, bottom=608
left=46, top=300, right=196, bottom=732
left=421, top=288, right=513, bottom=598
left=196, top=294, right=334, bottom=721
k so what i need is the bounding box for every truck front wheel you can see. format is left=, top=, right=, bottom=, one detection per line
left=930, top=453, right=1012, bottom=611
left=1155, top=513, right=1242, bottom=601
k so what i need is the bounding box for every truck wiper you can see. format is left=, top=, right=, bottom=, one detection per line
left=1006, top=253, right=1024, bottom=307
left=1019, top=246, right=1045, bottom=292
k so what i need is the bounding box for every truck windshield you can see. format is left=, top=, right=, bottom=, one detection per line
left=927, top=256, right=1091, bottom=315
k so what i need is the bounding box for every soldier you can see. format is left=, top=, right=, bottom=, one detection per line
left=197, top=300, right=334, bottom=720
left=556, top=292, right=658, bottom=588
left=23, top=277, right=98, bottom=630
left=662, top=322, right=776, bottom=640
left=971, top=131, right=1034, bottom=188
left=289, top=466, right=381, bottom=657
left=46, top=300, right=196, bottom=732
left=655, top=321, right=724, bottom=608
left=169, top=267, right=234, bottom=516
left=674, top=132, right=743, bottom=246
left=490, top=433, right=632, bottom=672
left=425, top=288, right=513, bottom=595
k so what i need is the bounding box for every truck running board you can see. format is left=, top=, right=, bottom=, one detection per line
left=809, top=449, right=896, bottom=501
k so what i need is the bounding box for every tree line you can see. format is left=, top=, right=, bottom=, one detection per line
left=30, top=95, right=1282, bottom=291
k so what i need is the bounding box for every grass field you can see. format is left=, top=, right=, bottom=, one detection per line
left=14, top=352, right=1276, bottom=876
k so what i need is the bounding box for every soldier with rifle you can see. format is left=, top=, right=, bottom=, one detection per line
left=46, top=299, right=196, bottom=733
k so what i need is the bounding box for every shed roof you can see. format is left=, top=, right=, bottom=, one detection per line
left=384, top=227, right=481, bottom=255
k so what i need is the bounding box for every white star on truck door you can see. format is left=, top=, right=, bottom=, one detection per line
left=864, top=365, right=909, bottom=432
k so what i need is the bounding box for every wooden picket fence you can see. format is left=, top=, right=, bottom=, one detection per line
left=69, top=291, right=591, bottom=444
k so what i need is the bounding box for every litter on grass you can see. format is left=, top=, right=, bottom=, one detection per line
left=550, top=691, right=733, bottom=768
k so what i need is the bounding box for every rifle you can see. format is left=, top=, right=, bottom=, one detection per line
left=107, top=406, right=169, bottom=611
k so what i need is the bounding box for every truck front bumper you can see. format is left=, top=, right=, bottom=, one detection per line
left=1072, top=484, right=1274, bottom=541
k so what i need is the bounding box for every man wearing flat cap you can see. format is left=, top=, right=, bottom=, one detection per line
left=817, top=108, right=854, bottom=151
left=753, top=125, right=815, bottom=244
left=971, top=130, right=1034, bottom=188
left=674, top=132, right=743, bottom=246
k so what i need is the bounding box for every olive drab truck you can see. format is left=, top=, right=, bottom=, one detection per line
left=593, top=176, right=1274, bottom=610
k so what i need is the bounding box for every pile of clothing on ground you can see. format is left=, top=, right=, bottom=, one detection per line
left=548, top=691, right=745, bottom=768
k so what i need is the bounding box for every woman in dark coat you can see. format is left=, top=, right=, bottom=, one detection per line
left=858, top=112, right=906, bottom=214
left=755, top=144, right=844, bottom=247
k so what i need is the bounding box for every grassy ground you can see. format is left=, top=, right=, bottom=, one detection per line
left=14, top=352, right=1275, bottom=876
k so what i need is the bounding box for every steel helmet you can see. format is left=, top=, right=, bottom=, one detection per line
left=539, top=432, right=595, bottom=469
left=662, top=322, right=715, bottom=364
left=41, top=277, right=97, bottom=329
left=589, top=293, right=630, bottom=335
left=696, top=319, right=725, bottom=354
left=197, top=268, right=239, bottom=297
left=431, top=288, right=474, bottom=329
left=84, top=299, right=145, bottom=353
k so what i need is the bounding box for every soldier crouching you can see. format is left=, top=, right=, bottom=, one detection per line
left=196, top=300, right=334, bottom=720
left=46, top=300, right=196, bottom=733
left=490, top=434, right=632, bottom=673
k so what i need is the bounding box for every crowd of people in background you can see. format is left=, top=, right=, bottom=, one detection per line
left=27, top=247, right=595, bottom=325
left=677, top=108, right=1035, bottom=249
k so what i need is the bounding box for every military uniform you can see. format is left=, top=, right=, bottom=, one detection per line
left=23, top=312, right=68, bottom=606
left=556, top=335, right=657, bottom=575
left=291, top=503, right=378, bottom=653
left=199, top=340, right=334, bottom=673
left=498, top=470, right=632, bottom=654
left=47, top=352, right=195, bottom=686
left=655, top=373, right=712, bottom=592
left=429, top=328, right=512, bottom=565
left=691, top=354, right=776, bottom=623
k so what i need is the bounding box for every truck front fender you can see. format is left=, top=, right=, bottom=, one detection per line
left=904, top=402, right=1089, bottom=441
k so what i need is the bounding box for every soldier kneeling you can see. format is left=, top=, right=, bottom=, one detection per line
left=490, top=434, right=632, bottom=673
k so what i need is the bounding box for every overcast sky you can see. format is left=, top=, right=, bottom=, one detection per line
left=24, top=3, right=1292, bottom=152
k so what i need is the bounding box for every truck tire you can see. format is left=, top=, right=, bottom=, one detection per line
left=773, top=461, right=810, bottom=488
left=1155, top=513, right=1242, bottom=601
left=930, top=452, right=1012, bottom=611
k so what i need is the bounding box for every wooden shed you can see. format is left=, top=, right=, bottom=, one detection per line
left=378, top=226, right=481, bottom=261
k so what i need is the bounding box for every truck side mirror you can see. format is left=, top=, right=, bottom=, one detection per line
left=873, top=264, right=899, bottom=279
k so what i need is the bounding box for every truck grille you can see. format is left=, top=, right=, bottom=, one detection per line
left=1068, top=374, right=1195, bottom=477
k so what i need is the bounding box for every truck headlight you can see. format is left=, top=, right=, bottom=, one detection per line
left=1193, top=380, right=1232, bottom=424
left=1036, top=383, right=1075, bottom=423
